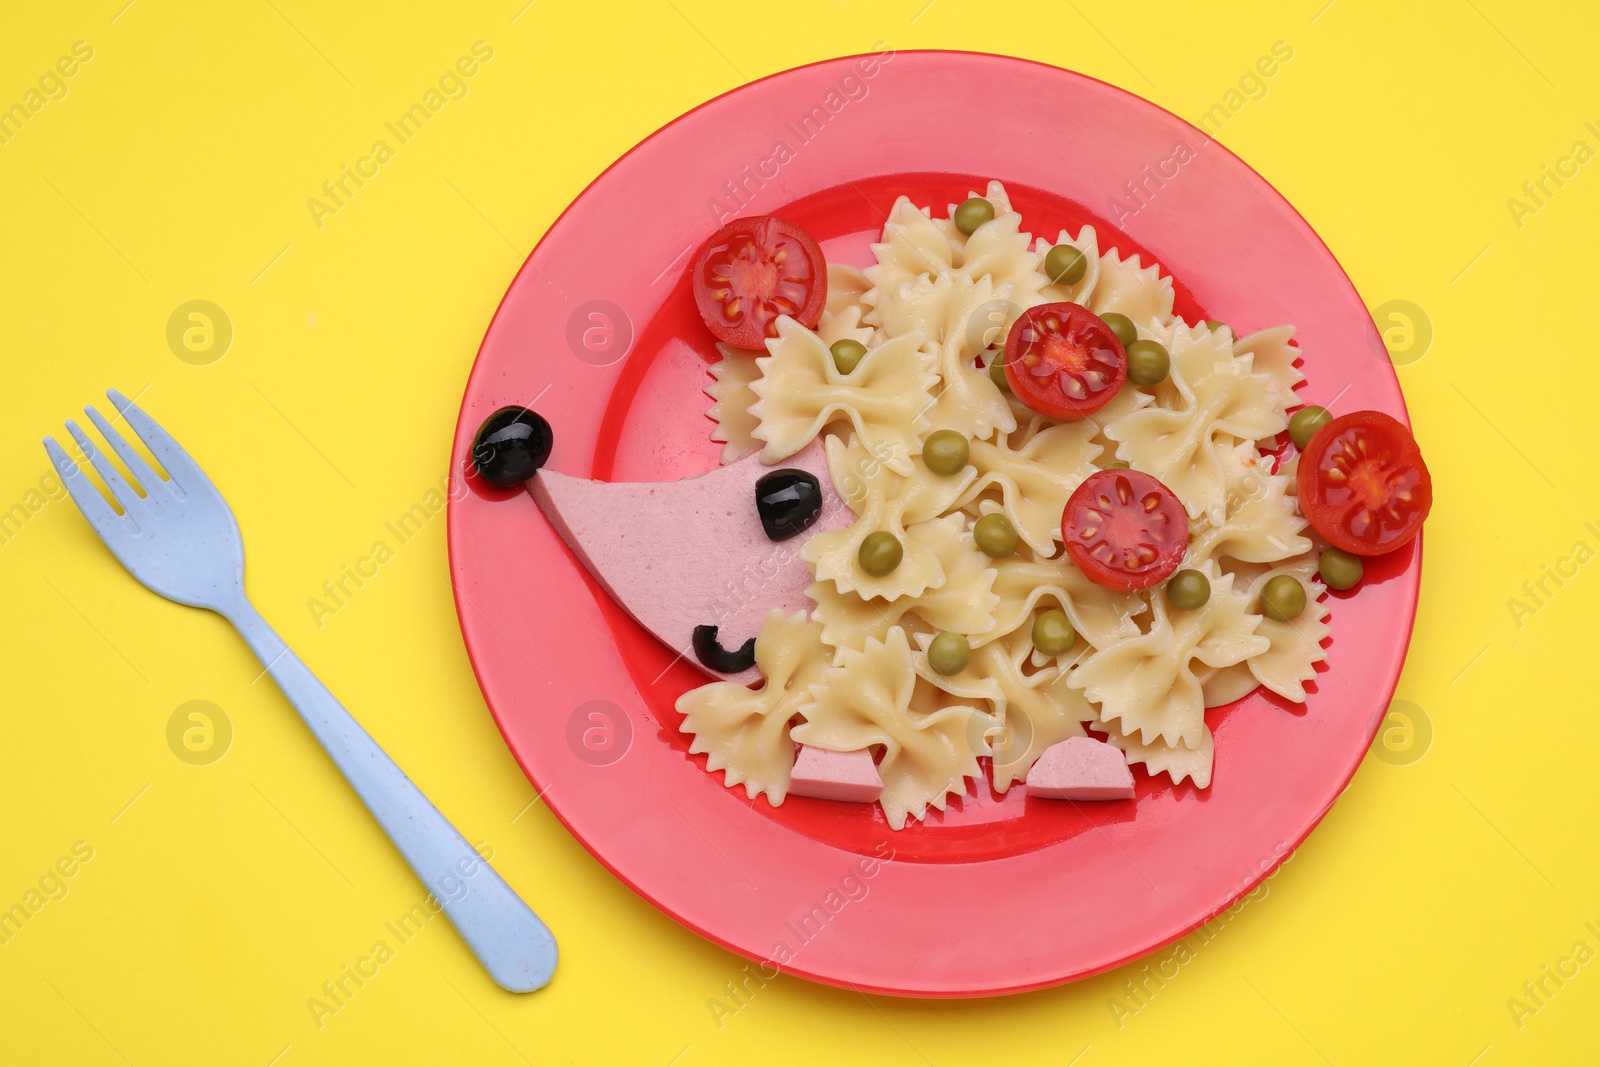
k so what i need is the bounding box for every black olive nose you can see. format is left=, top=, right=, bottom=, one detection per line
left=472, top=407, right=553, bottom=487
left=754, top=468, right=822, bottom=541
left=692, top=624, right=756, bottom=674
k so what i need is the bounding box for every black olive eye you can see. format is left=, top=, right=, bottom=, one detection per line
left=692, top=625, right=756, bottom=674
left=754, top=469, right=822, bottom=542
left=472, top=407, right=553, bottom=487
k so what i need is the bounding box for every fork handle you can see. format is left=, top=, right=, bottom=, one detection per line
left=220, top=595, right=557, bottom=992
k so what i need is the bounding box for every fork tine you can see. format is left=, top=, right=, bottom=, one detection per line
left=43, top=436, right=134, bottom=537
left=85, top=404, right=177, bottom=501
left=106, top=389, right=209, bottom=493
left=65, top=420, right=147, bottom=520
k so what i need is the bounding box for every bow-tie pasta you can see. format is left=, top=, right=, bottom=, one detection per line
left=1097, top=716, right=1215, bottom=789
left=807, top=513, right=998, bottom=657
left=1233, top=324, right=1304, bottom=409
left=1035, top=224, right=1100, bottom=305
left=678, top=179, right=1336, bottom=826
left=1103, top=320, right=1287, bottom=520
left=955, top=419, right=1101, bottom=557
left=911, top=625, right=1093, bottom=792
left=749, top=317, right=936, bottom=475
left=705, top=343, right=763, bottom=464
left=1088, top=246, right=1174, bottom=326
left=1243, top=558, right=1330, bottom=703
left=676, top=609, right=832, bottom=803
left=792, top=627, right=987, bottom=830
left=803, top=435, right=976, bottom=601
left=1188, top=442, right=1311, bottom=566
left=1070, top=560, right=1269, bottom=750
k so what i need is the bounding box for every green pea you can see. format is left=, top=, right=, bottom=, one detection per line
left=1203, top=320, right=1229, bottom=334
left=831, top=338, right=867, bottom=375
left=1166, top=568, right=1211, bottom=610
left=1288, top=405, right=1332, bottom=449
left=1260, top=574, right=1307, bottom=621
left=988, top=351, right=1010, bottom=392
left=858, top=531, right=903, bottom=577
left=972, top=513, right=1018, bottom=559
left=1044, top=244, right=1087, bottom=285
left=1318, top=548, right=1364, bottom=591
left=1031, top=609, right=1077, bottom=655
left=922, top=430, right=969, bottom=476
left=953, top=197, right=995, bottom=236
left=927, top=631, right=971, bottom=675
left=1126, top=339, right=1170, bottom=386
left=1101, top=312, right=1137, bottom=348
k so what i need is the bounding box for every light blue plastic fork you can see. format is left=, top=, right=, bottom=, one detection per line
left=44, top=390, right=557, bottom=992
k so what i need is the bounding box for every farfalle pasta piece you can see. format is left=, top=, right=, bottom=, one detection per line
left=948, top=192, right=1048, bottom=303
left=826, top=262, right=872, bottom=318
left=1103, top=320, right=1288, bottom=519
left=913, top=626, right=1093, bottom=792
left=819, top=264, right=877, bottom=351
left=862, top=197, right=957, bottom=321
left=748, top=317, right=936, bottom=475
left=1096, top=718, right=1215, bottom=789
left=1188, top=442, right=1311, bottom=565
left=818, top=302, right=875, bottom=349
left=1003, top=409, right=1057, bottom=449
left=1279, top=451, right=1299, bottom=493
left=1088, top=245, right=1175, bottom=326
left=1079, top=371, right=1155, bottom=459
left=955, top=419, right=1100, bottom=556
left=1003, top=378, right=1151, bottom=458
left=921, top=181, right=1049, bottom=309
left=1035, top=224, right=1100, bottom=305
left=873, top=269, right=1007, bottom=350
left=976, top=549, right=1144, bottom=651
left=928, top=336, right=1018, bottom=443
left=1199, top=663, right=1260, bottom=708
left=1244, top=558, right=1330, bottom=703
left=803, top=435, right=976, bottom=600
left=807, top=513, right=998, bottom=656
left=927, top=179, right=1016, bottom=250
left=1070, top=560, right=1269, bottom=748
left=705, top=344, right=763, bottom=463
left=1233, top=324, right=1304, bottom=409
left=869, top=272, right=1020, bottom=443
left=967, top=178, right=1015, bottom=216
left=869, top=182, right=1045, bottom=325
left=792, top=627, right=986, bottom=829
left=675, top=609, right=831, bottom=802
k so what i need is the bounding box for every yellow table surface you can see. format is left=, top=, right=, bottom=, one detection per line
left=2, top=1, right=1594, bottom=1063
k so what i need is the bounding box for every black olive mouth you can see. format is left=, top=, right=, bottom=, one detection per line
left=692, top=624, right=756, bottom=674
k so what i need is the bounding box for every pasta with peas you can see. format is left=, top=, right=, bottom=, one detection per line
left=676, top=180, right=1347, bottom=827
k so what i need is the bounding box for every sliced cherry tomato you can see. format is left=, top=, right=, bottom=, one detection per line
left=691, top=216, right=826, bottom=348
left=1062, top=469, right=1188, bottom=590
left=1004, top=302, right=1128, bottom=419
left=1297, top=409, right=1432, bottom=556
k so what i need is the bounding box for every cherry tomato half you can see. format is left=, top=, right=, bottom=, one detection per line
left=1062, top=469, right=1188, bottom=590
left=1004, top=302, right=1128, bottom=419
left=691, top=216, right=827, bottom=348
left=1297, top=409, right=1432, bottom=556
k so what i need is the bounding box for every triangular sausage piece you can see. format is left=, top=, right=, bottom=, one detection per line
left=1024, top=737, right=1135, bottom=801
left=789, top=746, right=883, bottom=803
left=530, top=439, right=849, bottom=684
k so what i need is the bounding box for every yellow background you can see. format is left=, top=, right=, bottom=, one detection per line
left=1, top=1, right=1594, bottom=1063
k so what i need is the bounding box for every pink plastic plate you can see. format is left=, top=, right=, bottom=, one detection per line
left=447, top=51, right=1418, bottom=997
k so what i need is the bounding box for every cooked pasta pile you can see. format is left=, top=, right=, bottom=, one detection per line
left=677, top=181, right=1328, bottom=829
